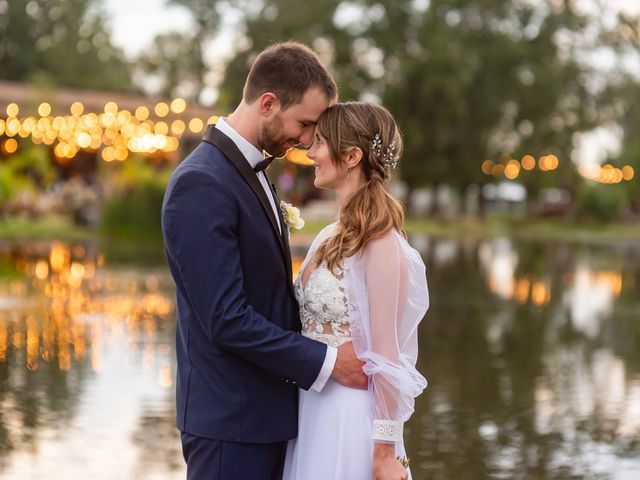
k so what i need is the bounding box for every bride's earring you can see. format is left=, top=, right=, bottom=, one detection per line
left=346, top=166, right=352, bottom=178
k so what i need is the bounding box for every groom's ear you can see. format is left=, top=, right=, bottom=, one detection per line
left=258, top=92, right=280, bottom=117
left=344, top=147, right=363, bottom=169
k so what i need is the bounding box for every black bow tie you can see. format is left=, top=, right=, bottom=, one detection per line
left=253, top=156, right=275, bottom=172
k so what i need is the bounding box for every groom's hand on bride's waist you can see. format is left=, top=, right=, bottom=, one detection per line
left=331, top=342, right=368, bottom=389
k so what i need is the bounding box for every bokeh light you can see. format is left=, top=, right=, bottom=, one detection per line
left=154, top=102, right=169, bottom=117
left=38, top=103, right=52, bottom=117
left=170, top=98, right=186, bottom=114
left=6, top=103, right=19, bottom=117
left=0, top=99, right=211, bottom=162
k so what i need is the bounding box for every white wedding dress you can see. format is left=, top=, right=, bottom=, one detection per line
left=283, top=223, right=429, bottom=480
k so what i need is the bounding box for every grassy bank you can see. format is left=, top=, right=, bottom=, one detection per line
left=2, top=216, right=640, bottom=245
left=0, top=217, right=94, bottom=242
left=299, top=217, right=640, bottom=244
left=406, top=217, right=640, bottom=243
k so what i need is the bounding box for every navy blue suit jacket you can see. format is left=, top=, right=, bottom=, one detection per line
left=161, top=125, right=327, bottom=443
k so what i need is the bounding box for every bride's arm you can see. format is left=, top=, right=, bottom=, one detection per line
left=373, top=443, right=408, bottom=480
left=362, top=233, right=427, bottom=478
left=364, top=233, right=407, bottom=440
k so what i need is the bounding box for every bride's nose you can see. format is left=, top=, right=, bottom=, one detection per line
left=306, top=146, right=316, bottom=160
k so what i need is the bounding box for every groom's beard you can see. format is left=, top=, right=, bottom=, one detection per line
left=259, top=115, right=294, bottom=158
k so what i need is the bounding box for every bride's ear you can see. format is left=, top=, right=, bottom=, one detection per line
left=343, top=147, right=363, bottom=170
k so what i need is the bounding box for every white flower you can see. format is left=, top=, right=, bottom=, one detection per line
left=280, top=201, right=305, bottom=230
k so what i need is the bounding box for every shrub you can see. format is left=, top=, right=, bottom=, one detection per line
left=101, top=156, right=172, bottom=237
left=575, top=184, right=628, bottom=223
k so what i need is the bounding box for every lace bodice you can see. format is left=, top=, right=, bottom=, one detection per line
left=295, top=263, right=351, bottom=347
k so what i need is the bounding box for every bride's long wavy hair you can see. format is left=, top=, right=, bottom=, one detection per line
left=313, top=102, right=406, bottom=273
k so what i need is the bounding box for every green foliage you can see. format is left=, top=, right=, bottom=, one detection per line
left=140, top=0, right=224, bottom=102
left=0, top=0, right=132, bottom=91
left=0, top=145, right=53, bottom=206
left=101, top=156, right=172, bottom=237
left=7, top=145, right=55, bottom=186
left=381, top=0, right=597, bottom=201
left=575, top=183, right=628, bottom=223
left=190, top=0, right=611, bottom=212
left=213, top=0, right=355, bottom=111
left=609, top=81, right=640, bottom=214
left=136, top=32, right=202, bottom=100
left=0, top=163, right=26, bottom=204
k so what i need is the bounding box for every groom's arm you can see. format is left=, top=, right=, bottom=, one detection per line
left=163, top=168, right=327, bottom=389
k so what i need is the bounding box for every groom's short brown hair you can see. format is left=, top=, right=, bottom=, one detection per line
left=243, top=41, right=338, bottom=110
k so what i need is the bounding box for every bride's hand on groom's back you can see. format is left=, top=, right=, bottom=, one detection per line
left=331, top=342, right=368, bottom=389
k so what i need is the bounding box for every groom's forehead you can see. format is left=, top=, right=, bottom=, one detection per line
left=286, top=88, right=329, bottom=120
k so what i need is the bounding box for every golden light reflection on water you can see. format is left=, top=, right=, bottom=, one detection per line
left=487, top=274, right=553, bottom=305
left=484, top=256, right=623, bottom=307
left=0, top=242, right=174, bottom=377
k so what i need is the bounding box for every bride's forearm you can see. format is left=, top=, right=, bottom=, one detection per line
left=372, top=443, right=408, bottom=480
left=373, top=442, right=395, bottom=458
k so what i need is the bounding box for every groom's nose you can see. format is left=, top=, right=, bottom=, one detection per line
left=298, top=129, right=314, bottom=148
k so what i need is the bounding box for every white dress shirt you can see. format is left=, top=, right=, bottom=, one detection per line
left=215, top=118, right=337, bottom=392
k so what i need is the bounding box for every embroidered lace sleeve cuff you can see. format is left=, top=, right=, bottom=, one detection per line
left=372, top=420, right=403, bottom=442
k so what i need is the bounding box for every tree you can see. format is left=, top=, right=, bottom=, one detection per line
left=603, top=8, right=640, bottom=216
left=175, top=0, right=633, bottom=216
left=135, top=31, right=203, bottom=100
left=164, top=0, right=226, bottom=102
left=0, top=0, right=132, bottom=91
left=381, top=0, right=603, bottom=214
left=213, top=0, right=366, bottom=111
left=608, top=80, right=640, bottom=215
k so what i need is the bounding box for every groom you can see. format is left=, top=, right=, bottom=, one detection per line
left=161, top=42, right=367, bottom=479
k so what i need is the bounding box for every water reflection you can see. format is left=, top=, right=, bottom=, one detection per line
left=0, top=236, right=639, bottom=479
left=411, top=235, right=640, bottom=479
left=0, top=242, right=172, bottom=372
left=0, top=240, right=182, bottom=479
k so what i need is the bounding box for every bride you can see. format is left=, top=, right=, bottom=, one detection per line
left=282, top=102, right=429, bottom=480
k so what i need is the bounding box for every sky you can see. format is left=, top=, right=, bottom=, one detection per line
left=104, top=0, right=193, bottom=59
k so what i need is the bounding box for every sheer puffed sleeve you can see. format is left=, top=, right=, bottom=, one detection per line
left=345, top=231, right=429, bottom=443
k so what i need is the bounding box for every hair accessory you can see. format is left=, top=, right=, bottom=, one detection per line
left=371, top=133, right=383, bottom=159
left=371, top=133, right=399, bottom=169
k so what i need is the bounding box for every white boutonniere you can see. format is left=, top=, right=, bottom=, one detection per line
left=280, top=201, right=305, bottom=230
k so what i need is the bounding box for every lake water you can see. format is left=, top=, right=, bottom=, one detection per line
left=0, top=235, right=638, bottom=479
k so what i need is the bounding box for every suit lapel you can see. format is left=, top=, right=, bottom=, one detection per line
left=201, top=125, right=288, bottom=266
left=267, top=179, right=293, bottom=286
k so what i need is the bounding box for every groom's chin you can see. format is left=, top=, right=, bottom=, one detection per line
left=272, top=147, right=290, bottom=158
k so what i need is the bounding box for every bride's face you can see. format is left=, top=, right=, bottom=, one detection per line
left=307, top=132, right=344, bottom=189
